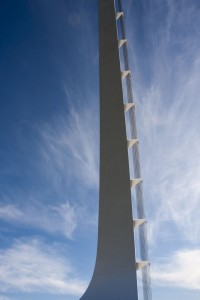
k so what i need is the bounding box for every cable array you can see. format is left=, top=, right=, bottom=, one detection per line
left=116, top=1, right=152, bottom=300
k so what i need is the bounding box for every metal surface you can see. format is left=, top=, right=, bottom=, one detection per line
left=80, top=0, right=138, bottom=299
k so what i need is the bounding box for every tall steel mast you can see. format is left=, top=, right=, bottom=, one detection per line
left=80, top=1, right=151, bottom=299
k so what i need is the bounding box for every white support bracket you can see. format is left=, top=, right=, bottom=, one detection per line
left=121, top=70, right=131, bottom=79
left=130, top=178, right=142, bottom=188
left=136, top=261, right=150, bottom=270
left=118, top=39, right=127, bottom=48
left=124, top=103, right=135, bottom=112
left=116, top=12, right=124, bottom=20
left=133, top=219, right=146, bottom=229
left=127, top=139, right=138, bottom=148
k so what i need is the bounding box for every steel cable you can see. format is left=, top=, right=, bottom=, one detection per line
left=116, top=1, right=152, bottom=300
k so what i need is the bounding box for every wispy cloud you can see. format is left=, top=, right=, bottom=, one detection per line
left=0, top=239, right=86, bottom=295
left=0, top=202, right=76, bottom=239
left=39, top=103, right=99, bottom=190
left=0, top=89, right=99, bottom=240
left=0, top=296, right=13, bottom=300
left=126, top=0, right=200, bottom=246
left=152, top=248, right=200, bottom=290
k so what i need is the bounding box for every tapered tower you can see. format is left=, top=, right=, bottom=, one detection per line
left=80, top=1, right=151, bottom=300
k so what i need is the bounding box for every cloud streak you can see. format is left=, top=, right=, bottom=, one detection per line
left=126, top=0, right=200, bottom=246
left=0, top=202, right=76, bottom=239
left=0, top=296, right=13, bottom=300
left=0, top=87, right=99, bottom=242
left=39, top=103, right=99, bottom=191
left=152, top=248, right=200, bottom=290
left=0, top=239, right=86, bottom=296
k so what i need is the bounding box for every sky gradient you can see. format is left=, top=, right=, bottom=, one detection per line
left=0, top=0, right=200, bottom=300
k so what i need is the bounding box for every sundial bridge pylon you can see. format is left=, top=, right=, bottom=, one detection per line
left=80, top=1, right=152, bottom=299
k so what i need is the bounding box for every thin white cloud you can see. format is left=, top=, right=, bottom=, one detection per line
left=152, top=249, right=200, bottom=290
left=0, top=202, right=76, bottom=239
left=0, top=296, right=13, bottom=300
left=0, top=93, right=99, bottom=239
left=126, top=0, right=200, bottom=246
left=0, top=239, right=86, bottom=295
left=40, top=104, right=99, bottom=190
left=0, top=205, right=22, bottom=220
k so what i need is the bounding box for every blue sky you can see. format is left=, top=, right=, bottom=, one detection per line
left=0, top=0, right=200, bottom=300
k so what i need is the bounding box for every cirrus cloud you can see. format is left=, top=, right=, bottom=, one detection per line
left=0, top=239, right=86, bottom=296
left=152, top=249, right=200, bottom=290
